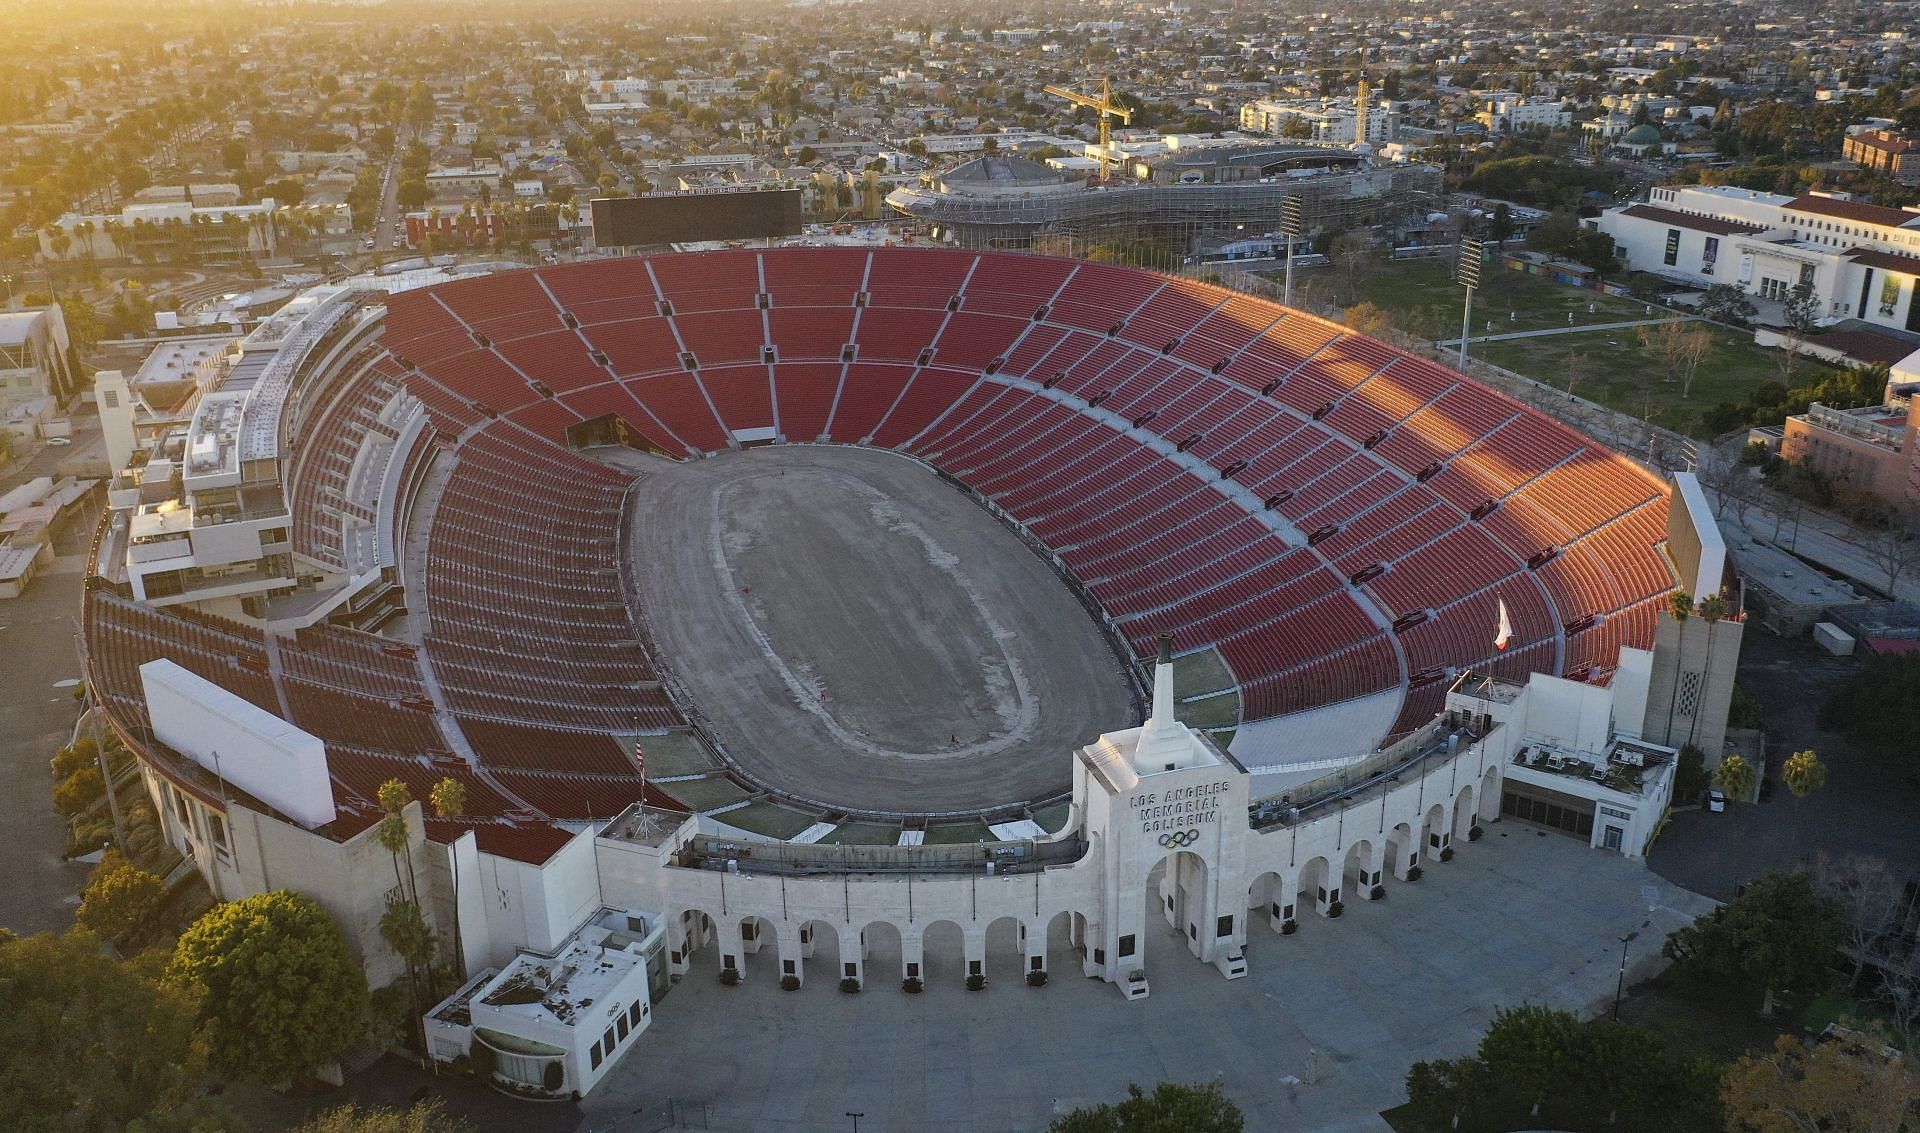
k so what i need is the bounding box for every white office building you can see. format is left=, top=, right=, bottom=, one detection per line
left=1591, top=186, right=1920, bottom=333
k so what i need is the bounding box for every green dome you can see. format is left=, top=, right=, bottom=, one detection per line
left=1622, top=123, right=1662, bottom=145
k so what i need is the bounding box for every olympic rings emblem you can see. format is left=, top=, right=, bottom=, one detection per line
left=1157, top=829, right=1200, bottom=848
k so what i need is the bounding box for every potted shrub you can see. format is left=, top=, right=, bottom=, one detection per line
left=1468, top=825, right=1484, bottom=841
left=1281, top=918, right=1297, bottom=935
left=965, top=973, right=987, bottom=991
left=902, top=976, right=923, bottom=993
left=1370, top=884, right=1386, bottom=900
left=718, top=967, right=741, bottom=986
left=1404, top=865, right=1422, bottom=882
left=1326, top=900, right=1344, bottom=918
left=839, top=976, right=861, bottom=994
left=1025, top=969, right=1048, bottom=987
left=1439, top=846, right=1454, bottom=862
left=780, top=975, right=801, bottom=991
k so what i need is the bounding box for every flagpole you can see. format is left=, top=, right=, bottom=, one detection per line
left=632, top=719, right=646, bottom=827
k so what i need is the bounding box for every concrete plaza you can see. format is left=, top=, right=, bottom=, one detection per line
left=581, top=828, right=1716, bottom=1133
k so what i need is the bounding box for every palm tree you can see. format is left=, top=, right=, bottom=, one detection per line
left=429, top=777, right=467, bottom=979
left=1712, top=753, right=1756, bottom=808
left=1782, top=749, right=1826, bottom=863
left=1689, top=592, right=1729, bottom=746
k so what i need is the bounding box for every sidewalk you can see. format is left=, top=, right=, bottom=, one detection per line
left=1439, top=315, right=1698, bottom=348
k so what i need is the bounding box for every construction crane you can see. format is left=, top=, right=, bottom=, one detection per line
left=1043, top=78, right=1133, bottom=181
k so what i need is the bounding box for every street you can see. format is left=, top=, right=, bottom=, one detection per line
left=0, top=417, right=107, bottom=936
left=1648, top=631, right=1920, bottom=902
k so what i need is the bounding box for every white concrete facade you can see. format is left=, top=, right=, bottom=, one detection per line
left=1591, top=186, right=1920, bottom=333
left=584, top=653, right=1671, bottom=1019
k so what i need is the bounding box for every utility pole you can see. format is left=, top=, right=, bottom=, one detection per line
left=1280, top=195, right=1304, bottom=308
left=1456, top=237, right=1484, bottom=372
left=72, top=621, right=125, bottom=855
left=1612, top=930, right=1638, bottom=1021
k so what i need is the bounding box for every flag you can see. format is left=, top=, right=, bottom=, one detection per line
left=634, top=738, right=647, bottom=808
left=1494, top=598, right=1513, bottom=652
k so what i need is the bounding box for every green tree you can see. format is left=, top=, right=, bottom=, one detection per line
left=1403, top=1005, right=1722, bottom=1132
left=1487, top=203, right=1515, bottom=246
left=0, top=929, right=207, bottom=1132
left=1049, top=1081, right=1243, bottom=1133
left=289, top=1102, right=470, bottom=1133
left=1821, top=654, right=1920, bottom=759
left=1783, top=749, right=1826, bottom=800
left=429, top=777, right=467, bottom=976
left=1698, top=283, right=1758, bottom=325
left=1713, top=752, right=1756, bottom=803
left=1783, top=283, right=1822, bottom=334
left=1674, top=744, right=1708, bottom=805
left=53, top=762, right=106, bottom=817
left=396, top=179, right=430, bottom=211
left=76, top=849, right=168, bottom=946
left=167, top=891, right=369, bottom=1084
left=1662, top=870, right=1842, bottom=1015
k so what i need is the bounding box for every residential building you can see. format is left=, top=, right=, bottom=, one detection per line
left=1844, top=129, right=1920, bottom=186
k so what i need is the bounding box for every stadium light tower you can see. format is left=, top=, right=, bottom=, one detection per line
left=1280, top=195, right=1305, bottom=308
left=1456, top=237, right=1484, bottom=372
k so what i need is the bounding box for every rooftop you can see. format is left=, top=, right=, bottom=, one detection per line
left=1509, top=734, right=1675, bottom=797
left=0, top=310, right=46, bottom=347
left=468, top=907, right=660, bottom=1030
left=1785, top=193, right=1920, bottom=229
left=1619, top=202, right=1765, bottom=236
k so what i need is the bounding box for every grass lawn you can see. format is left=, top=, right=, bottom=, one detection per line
left=1613, top=971, right=1799, bottom=1064
left=1176, top=691, right=1241, bottom=729
left=1032, top=801, right=1072, bottom=833
left=629, top=730, right=718, bottom=777
left=820, top=822, right=902, bottom=846
left=1171, top=648, right=1235, bottom=698
left=1476, top=325, right=1778, bottom=436
left=922, top=821, right=994, bottom=845
left=713, top=800, right=819, bottom=840
left=1802, top=991, right=1903, bottom=1048
left=659, top=774, right=753, bottom=811
left=1280, top=258, right=1654, bottom=338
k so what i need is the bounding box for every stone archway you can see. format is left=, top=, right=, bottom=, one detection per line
left=1343, top=838, right=1379, bottom=900
left=739, top=915, right=779, bottom=983
left=1043, top=909, right=1082, bottom=979
left=800, top=919, right=842, bottom=989
left=1247, top=870, right=1288, bottom=933
left=922, top=920, right=966, bottom=989
left=1143, top=849, right=1211, bottom=967
left=1386, top=821, right=1419, bottom=881
left=1480, top=764, right=1503, bottom=823
left=1423, top=802, right=1450, bottom=863
left=1297, top=855, right=1335, bottom=916
left=1452, top=783, right=1477, bottom=843
left=671, top=910, right=717, bottom=980
left=984, top=916, right=1025, bottom=987
left=860, top=919, right=904, bottom=986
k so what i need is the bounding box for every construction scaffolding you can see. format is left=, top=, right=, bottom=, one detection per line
left=887, top=159, right=1442, bottom=258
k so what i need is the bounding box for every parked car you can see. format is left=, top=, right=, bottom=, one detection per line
left=1705, top=789, right=1727, bottom=813
left=45, top=437, right=71, bottom=446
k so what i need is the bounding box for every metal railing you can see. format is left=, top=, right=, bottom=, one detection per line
left=671, top=833, right=1088, bottom=878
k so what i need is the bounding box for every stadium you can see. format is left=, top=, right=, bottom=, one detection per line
left=80, top=246, right=1740, bottom=1096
